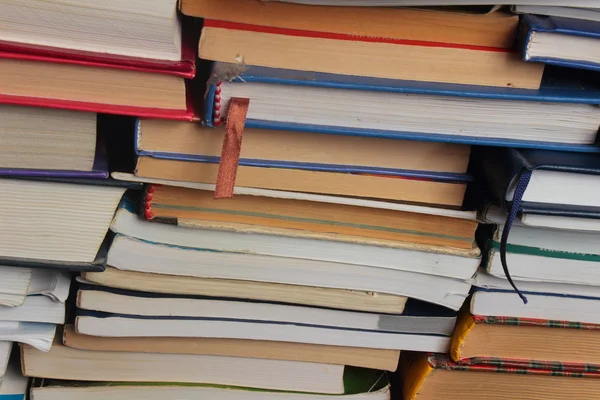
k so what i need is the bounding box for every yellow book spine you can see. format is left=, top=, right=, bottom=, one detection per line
left=402, top=354, right=435, bottom=400
left=450, top=308, right=477, bottom=362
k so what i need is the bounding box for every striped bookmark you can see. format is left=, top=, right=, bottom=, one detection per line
left=214, top=97, right=250, bottom=199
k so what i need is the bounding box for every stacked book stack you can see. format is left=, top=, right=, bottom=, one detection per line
left=1, top=1, right=600, bottom=400
left=400, top=5, right=600, bottom=400
left=0, top=0, right=196, bottom=398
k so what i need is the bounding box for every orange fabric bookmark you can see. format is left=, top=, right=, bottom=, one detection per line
left=214, top=97, right=250, bottom=199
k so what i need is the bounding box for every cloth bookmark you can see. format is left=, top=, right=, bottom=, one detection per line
left=214, top=97, right=250, bottom=199
left=501, top=169, right=532, bottom=304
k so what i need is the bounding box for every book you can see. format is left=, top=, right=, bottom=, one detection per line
left=478, top=147, right=600, bottom=216
left=107, top=234, right=472, bottom=310
left=115, top=199, right=479, bottom=276
left=61, top=324, right=401, bottom=371
left=470, top=286, right=600, bottom=324
left=0, top=269, right=30, bottom=308
left=113, top=172, right=478, bottom=220
left=0, top=52, right=192, bottom=120
left=472, top=268, right=600, bottom=299
left=0, top=106, right=96, bottom=172
left=82, top=267, right=409, bottom=314
left=204, top=64, right=600, bottom=151
left=0, top=355, right=27, bottom=400
left=135, top=156, right=468, bottom=205
left=513, top=5, right=600, bottom=22
left=0, top=322, right=55, bottom=352
left=0, top=342, right=10, bottom=381
left=0, top=0, right=186, bottom=64
left=522, top=14, right=600, bottom=72
left=0, top=295, right=65, bottom=324
left=262, top=0, right=600, bottom=5
left=142, top=185, right=478, bottom=249
left=75, top=285, right=456, bottom=335
left=483, top=239, right=600, bottom=286
left=480, top=204, right=600, bottom=232
left=451, top=310, right=600, bottom=367
left=74, top=310, right=451, bottom=352
left=0, top=178, right=128, bottom=269
left=402, top=353, right=600, bottom=400
left=198, top=22, right=541, bottom=88
left=135, top=118, right=472, bottom=181
left=22, top=341, right=374, bottom=394
left=30, top=376, right=389, bottom=400
left=180, top=0, right=518, bottom=49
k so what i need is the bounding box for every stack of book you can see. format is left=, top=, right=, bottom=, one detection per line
left=401, top=5, right=600, bottom=399
left=1, top=1, right=600, bottom=400
left=0, top=0, right=197, bottom=399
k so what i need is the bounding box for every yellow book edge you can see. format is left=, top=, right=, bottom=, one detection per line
left=403, top=355, right=435, bottom=400
left=179, top=218, right=480, bottom=255
left=450, top=309, right=477, bottom=362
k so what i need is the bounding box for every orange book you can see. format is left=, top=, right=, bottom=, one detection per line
left=144, top=184, right=478, bottom=249
left=180, top=0, right=519, bottom=49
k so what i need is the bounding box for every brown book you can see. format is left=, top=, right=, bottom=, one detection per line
left=0, top=58, right=187, bottom=113
left=197, top=14, right=543, bottom=89
left=135, top=157, right=467, bottom=205
left=62, top=325, right=400, bottom=371
left=180, top=0, right=518, bottom=49
left=83, top=267, right=408, bottom=314
left=137, top=119, right=471, bottom=174
left=451, top=312, right=600, bottom=366
left=144, top=185, right=478, bottom=249
left=403, top=353, right=600, bottom=400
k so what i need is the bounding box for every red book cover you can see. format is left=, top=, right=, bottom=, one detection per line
left=0, top=51, right=197, bottom=121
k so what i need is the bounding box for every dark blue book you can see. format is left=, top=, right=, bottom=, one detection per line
left=521, top=14, right=600, bottom=72
left=203, top=62, right=600, bottom=152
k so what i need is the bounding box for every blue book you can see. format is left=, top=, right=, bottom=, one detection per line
left=204, top=62, right=600, bottom=152
left=522, top=14, right=600, bottom=72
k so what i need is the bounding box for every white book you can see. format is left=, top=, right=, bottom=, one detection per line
left=217, top=80, right=600, bottom=146
left=111, top=205, right=480, bottom=279
left=471, top=289, right=600, bottom=324
left=0, top=179, right=126, bottom=263
left=472, top=268, right=600, bottom=298
left=0, top=269, right=71, bottom=308
left=485, top=249, right=600, bottom=286
left=0, top=296, right=65, bottom=325
left=108, top=235, right=472, bottom=310
left=27, top=271, right=71, bottom=303
left=0, top=106, right=96, bottom=171
left=31, top=382, right=389, bottom=400
left=0, top=268, right=31, bottom=308
left=0, top=322, right=55, bottom=352
left=0, top=354, right=27, bottom=400
left=514, top=5, right=600, bottom=22
left=75, top=316, right=450, bottom=352
left=0, top=342, right=10, bottom=381
left=23, top=342, right=347, bottom=394
left=0, top=0, right=181, bottom=61
left=480, top=204, right=600, bottom=233
left=77, top=290, right=457, bottom=336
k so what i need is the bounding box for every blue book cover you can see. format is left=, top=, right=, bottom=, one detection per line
left=522, top=14, right=600, bottom=72
left=203, top=63, right=600, bottom=153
